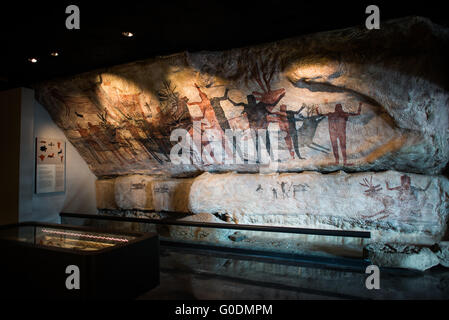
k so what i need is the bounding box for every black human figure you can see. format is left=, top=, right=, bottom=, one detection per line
left=209, top=88, right=231, bottom=131
left=228, top=93, right=284, bottom=161
left=285, top=105, right=329, bottom=159
left=286, top=106, right=306, bottom=159
left=278, top=181, right=290, bottom=199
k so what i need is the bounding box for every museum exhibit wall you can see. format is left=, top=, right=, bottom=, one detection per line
left=32, top=99, right=97, bottom=222
left=34, top=17, right=449, bottom=257
left=0, top=87, right=97, bottom=225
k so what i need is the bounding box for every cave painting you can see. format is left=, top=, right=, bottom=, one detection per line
left=186, top=83, right=233, bottom=163
left=209, top=88, right=231, bottom=131
left=35, top=56, right=402, bottom=177
left=266, top=104, right=295, bottom=159
left=317, top=103, right=362, bottom=166
left=359, top=175, right=430, bottom=221
left=43, top=76, right=368, bottom=170
left=386, top=174, right=430, bottom=202
left=287, top=105, right=329, bottom=159
left=227, top=64, right=286, bottom=160
left=55, top=77, right=368, bottom=169
left=258, top=181, right=310, bottom=201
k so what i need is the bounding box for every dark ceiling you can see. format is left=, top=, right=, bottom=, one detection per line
left=1, top=1, right=448, bottom=91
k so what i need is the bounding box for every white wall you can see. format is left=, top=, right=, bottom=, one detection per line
left=31, top=98, right=97, bottom=223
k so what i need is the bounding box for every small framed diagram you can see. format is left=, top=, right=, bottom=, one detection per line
left=35, top=137, right=66, bottom=194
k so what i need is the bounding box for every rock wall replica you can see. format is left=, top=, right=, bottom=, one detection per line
left=36, top=17, right=449, bottom=264
left=95, top=171, right=449, bottom=244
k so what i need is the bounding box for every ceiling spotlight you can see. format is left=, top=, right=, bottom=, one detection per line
left=122, top=31, right=134, bottom=38
left=50, top=52, right=59, bottom=57
left=28, top=57, right=38, bottom=63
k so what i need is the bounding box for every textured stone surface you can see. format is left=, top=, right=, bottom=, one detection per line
left=189, top=171, right=449, bottom=242
left=94, top=170, right=449, bottom=246
left=95, top=178, right=117, bottom=210
left=163, top=212, right=233, bottom=244
left=96, top=176, right=194, bottom=212
left=152, top=178, right=194, bottom=212
left=436, top=242, right=449, bottom=268
left=35, top=17, right=449, bottom=177
left=364, top=243, right=440, bottom=271
left=114, top=175, right=156, bottom=210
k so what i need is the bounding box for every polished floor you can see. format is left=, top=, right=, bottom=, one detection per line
left=138, top=246, right=449, bottom=300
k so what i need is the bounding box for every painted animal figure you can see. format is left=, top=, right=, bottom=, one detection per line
left=292, top=183, right=310, bottom=199
left=251, top=62, right=286, bottom=106
left=359, top=176, right=393, bottom=220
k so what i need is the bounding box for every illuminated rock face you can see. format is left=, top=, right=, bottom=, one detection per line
left=35, top=17, right=449, bottom=177
left=95, top=170, right=449, bottom=244
left=114, top=175, right=156, bottom=211
left=188, top=171, right=449, bottom=243
left=38, top=17, right=449, bottom=260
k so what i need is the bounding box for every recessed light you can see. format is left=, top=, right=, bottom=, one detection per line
left=50, top=52, right=59, bottom=57
left=28, top=58, right=38, bottom=63
left=122, top=31, right=134, bottom=38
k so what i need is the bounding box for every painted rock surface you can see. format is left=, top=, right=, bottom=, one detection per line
left=35, top=17, right=449, bottom=177
left=95, top=170, right=449, bottom=243
left=189, top=171, right=449, bottom=241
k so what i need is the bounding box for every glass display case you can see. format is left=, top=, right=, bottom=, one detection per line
left=0, top=222, right=159, bottom=299
left=35, top=226, right=136, bottom=251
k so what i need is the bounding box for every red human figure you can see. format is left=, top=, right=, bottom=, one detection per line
left=318, top=103, right=362, bottom=166
left=266, top=104, right=295, bottom=159
left=187, top=84, right=232, bottom=162
left=386, top=175, right=412, bottom=201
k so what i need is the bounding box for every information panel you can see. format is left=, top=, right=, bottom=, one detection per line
left=35, top=138, right=65, bottom=194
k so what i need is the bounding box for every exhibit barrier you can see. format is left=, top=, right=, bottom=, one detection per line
left=60, top=212, right=372, bottom=272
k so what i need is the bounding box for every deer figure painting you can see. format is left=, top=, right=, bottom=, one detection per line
left=359, top=176, right=394, bottom=220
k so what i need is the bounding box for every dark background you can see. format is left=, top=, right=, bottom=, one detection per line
left=1, top=1, right=447, bottom=91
